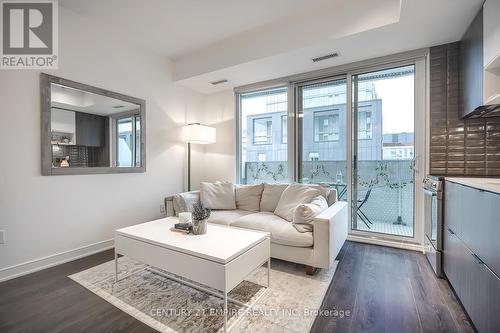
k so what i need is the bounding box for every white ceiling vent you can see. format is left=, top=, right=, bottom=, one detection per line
left=210, top=79, right=229, bottom=85
left=312, top=52, right=340, bottom=63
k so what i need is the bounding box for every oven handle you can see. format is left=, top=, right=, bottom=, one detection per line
left=423, top=189, right=436, bottom=197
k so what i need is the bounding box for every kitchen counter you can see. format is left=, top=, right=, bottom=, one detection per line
left=445, top=177, right=500, bottom=194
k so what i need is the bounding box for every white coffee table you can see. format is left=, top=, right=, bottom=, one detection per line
left=114, top=217, right=271, bottom=332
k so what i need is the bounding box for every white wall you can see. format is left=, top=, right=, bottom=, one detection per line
left=0, top=6, right=206, bottom=279
left=192, top=90, right=236, bottom=186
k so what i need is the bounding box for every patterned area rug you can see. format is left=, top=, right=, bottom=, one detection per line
left=69, top=257, right=338, bottom=333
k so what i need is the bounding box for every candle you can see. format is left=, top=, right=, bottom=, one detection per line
left=178, top=212, right=192, bottom=224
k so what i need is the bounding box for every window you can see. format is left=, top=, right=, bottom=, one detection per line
left=358, top=109, right=372, bottom=139
left=236, top=59, right=422, bottom=242
left=116, top=114, right=141, bottom=167
left=238, top=87, right=288, bottom=184
left=253, top=117, right=272, bottom=144
left=298, top=79, right=347, bottom=186
left=313, top=111, right=339, bottom=142
left=281, top=115, right=287, bottom=143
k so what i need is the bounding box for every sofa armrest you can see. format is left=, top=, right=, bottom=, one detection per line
left=311, top=201, right=348, bottom=269
left=164, top=190, right=200, bottom=217
left=164, top=195, right=175, bottom=217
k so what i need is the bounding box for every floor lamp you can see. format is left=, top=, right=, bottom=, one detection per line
left=181, top=123, right=216, bottom=191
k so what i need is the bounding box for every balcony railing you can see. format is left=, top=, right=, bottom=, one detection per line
left=244, top=160, right=414, bottom=233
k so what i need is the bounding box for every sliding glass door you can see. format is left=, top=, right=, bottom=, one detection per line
left=297, top=78, right=348, bottom=201
left=351, top=65, right=416, bottom=237
left=236, top=56, right=425, bottom=243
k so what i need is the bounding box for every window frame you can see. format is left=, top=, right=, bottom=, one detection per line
left=111, top=111, right=141, bottom=168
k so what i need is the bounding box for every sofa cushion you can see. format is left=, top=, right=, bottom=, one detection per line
left=260, top=183, right=288, bottom=212
left=293, top=195, right=328, bottom=232
left=231, top=212, right=313, bottom=247
left=274, top=184, right=320, bottom=221
left=200, top=181, right=236, bottom=210
left=235, top=184, right=263, bottom=212
left=173, top=191, right=200, bottom=215
left=208, top=210, right=253, bottom=226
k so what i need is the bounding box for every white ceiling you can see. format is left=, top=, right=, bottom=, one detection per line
left=60, top=0, right=334, bottom=58
left=51, top=84, right=139, bottom=116
left=61, top=0, right=484, bottom=94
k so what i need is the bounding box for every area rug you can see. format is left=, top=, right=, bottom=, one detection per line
left=69, top=257, right=338, bottom=333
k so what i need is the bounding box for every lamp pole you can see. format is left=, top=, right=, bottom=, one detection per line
left=187, top=142, right=191, bottom=191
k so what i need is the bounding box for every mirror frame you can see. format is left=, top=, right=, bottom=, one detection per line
left=41, top=73, right=146, bottom=175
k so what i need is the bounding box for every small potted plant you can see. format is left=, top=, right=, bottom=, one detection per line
left=191, top=202, right=211, bottom=235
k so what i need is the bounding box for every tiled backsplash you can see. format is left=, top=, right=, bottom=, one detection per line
left=429, top=43, right=500, bottom=177
left=52, top=145, right=108, bottom=168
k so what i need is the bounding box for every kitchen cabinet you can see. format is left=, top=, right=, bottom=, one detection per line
left=443, top=181, right=464, bottom=238
left=443, top=227, right=463, bottom=294
left=460, top=9, right=484, bottom=118
left=483, top=0, right=500, bottom=67
left=75, top=112, right=107, bottom=147
left=51, top=108, right=76, bottom=144
left=444, top=180, right=500, bottom=332
left=484, top=0, right=500, bottom=106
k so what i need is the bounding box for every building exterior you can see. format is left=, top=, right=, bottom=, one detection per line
left=382, top=132, right=414, bottom=160
left=245, top=100, right=383, bottom=163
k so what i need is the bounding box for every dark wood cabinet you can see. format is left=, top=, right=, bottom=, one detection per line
left=459, top=8, right=484, bottom=118
left=75, top=112, right=106, bottom=147
left=444, top=180, right=500, bottom=332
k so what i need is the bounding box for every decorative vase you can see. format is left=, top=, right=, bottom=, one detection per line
left=192, top=219, right=207, bottom=235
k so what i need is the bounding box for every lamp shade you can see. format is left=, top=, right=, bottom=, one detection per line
left=181, top=123, right=216, bottom=144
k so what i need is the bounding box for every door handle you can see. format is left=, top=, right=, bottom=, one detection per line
left=447, top=228, right=455, bottom=235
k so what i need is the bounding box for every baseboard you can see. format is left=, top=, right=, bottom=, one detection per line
left=347, top=234, right=424, bottom=252
left=0, top=239, right=114, bottom=283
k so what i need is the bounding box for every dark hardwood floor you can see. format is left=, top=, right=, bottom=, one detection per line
left=311, top=241, right=474, bottom=333
left=0, top=250, right=157, bottom=333
left=0, top=242, right=474, bottom=333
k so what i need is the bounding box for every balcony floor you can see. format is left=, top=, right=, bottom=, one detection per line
left=355, top=220, right=413, bottom=237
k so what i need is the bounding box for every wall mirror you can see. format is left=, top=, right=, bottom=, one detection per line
left=41, top=74, right=146, bottom=175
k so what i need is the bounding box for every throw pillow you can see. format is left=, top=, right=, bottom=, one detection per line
left=200, top=181, right=236, bottom=210
left=260, top=183, right=289, bottom=212
left=293, top=195, right=328, bottom=232
left=235, top=184, right=264, bottom=212
left=274, top=183, right=320, bottom=221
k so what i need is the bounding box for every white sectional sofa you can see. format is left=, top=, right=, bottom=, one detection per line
left=165, top=183, right=348, bottom=274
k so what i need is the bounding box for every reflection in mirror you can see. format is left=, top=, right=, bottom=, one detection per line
left=48, top=82, right=142, bottom=170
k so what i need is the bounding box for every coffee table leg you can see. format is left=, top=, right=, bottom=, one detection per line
left=223, top=290, right=228, bottom=332
left=114, top=250, right=118, bottom=282
left=267, top=259, right=271, bottom=288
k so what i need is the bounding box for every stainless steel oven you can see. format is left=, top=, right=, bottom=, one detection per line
left=423, top=175, right=444, bottom=277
